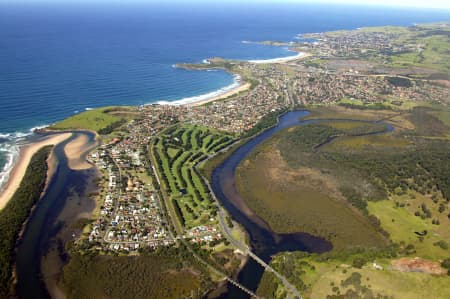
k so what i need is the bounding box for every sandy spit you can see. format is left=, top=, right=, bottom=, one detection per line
left=0, top=133, right=72, bottom=210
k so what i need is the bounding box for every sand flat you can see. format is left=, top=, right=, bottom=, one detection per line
left=64, top=133, right=96, bottom=170
left=0, top=133, right=72, bottom=210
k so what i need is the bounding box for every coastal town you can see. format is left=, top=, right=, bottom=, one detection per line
left=77, top=22, right=450, bottom=254
left=84, top=118, right=225, bottom=253
left=1, top=19, right=449, bottom=299
left=86, top=142, right=173, bottom=252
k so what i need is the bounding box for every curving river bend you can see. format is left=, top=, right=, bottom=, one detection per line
left=211, top=110, right=393, bottom=298
left=14, top=111, right=393, bottom=299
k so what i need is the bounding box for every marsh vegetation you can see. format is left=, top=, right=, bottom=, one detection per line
left=253, top=105, right=450, bottom=298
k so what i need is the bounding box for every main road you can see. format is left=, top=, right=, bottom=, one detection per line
left=200, top=170, right=303, bottom=299
left=149, top=144, right=262, bottom=299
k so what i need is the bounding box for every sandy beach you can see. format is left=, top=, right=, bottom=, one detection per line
left=187, top=82, right=251, bottom=107
left=248, top=51, right=309, bottom=64
left=64, top=133, right=97, bottom=170
left=0, top=133, right=72, bottom=210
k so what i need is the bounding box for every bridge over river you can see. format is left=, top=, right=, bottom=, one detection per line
left=202, top=172, right=303, bottom=299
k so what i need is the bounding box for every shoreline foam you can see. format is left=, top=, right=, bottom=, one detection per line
left=0, top=145, right=19, bottom=190
left=248, top=51, right=307, bottom=64
left=187, top=82, right=251, bottom=107
left=156, top=74, right=244, bottom=106
left=0, top=133, right=72, bottom=210
left=0, top=125, right=52, bottom=192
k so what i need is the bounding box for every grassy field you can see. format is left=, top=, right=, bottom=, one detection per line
left=389, top=34, right=450, bottom=72
left=49, top=106, right=137, bottom=133
left=306, top=258, right=449, bottom=299
left=309, top=266, right=449, bottom=299
left=337, top=97, right=395, bottom=110
left=152, top=124, right=235, bottom=230
left=258, top=248, right=450, bottom=299
left=303, top=105, right=397, bottom=121
left=368, top=191, right=450, bottom=260
left=431, top=109, right=450, bottom=128
left=336, top=96, right=430, bottom=111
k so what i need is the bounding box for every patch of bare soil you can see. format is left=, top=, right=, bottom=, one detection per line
left=391, top=257, right=447, bottom=275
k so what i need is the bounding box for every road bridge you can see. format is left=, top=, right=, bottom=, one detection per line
left=226, top=277, right=261, bottom=299
left=200, top=173, right=303, bottom=299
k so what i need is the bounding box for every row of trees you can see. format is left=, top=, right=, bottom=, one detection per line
left=241, top=107, right=288, bottom=138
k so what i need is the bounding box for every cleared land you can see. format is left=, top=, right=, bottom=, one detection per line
left=49, top=106, right=137, bottom=133
left=368, top=194, right=450, bottom=260
left=258, top=252, right=450, bottom=299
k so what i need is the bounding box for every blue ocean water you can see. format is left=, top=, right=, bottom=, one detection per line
left=0, top=2, right=449, bottom=184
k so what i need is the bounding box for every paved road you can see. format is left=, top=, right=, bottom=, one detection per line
left=150, top=145, right=261, bottom=298
left=200, top=171, right=302, bottom=299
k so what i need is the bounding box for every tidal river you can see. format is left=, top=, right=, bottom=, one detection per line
left=14, top=111, right=392, bottom=299
left=15, top=132, right=98, bottom=299
left=211, top=110, right=394, bottom=298
left=211, top=111, right=333, bottom=298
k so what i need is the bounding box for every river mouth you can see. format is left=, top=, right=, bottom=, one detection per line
left=14, top=132, right=98, bottom=299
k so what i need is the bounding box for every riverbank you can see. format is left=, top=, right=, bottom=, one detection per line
left=0, top=146, right=54, bottom=298
left=0, top=133, right=72, bottom=210
left=14, top=131, right=99, bottom=299
left=210, top=111, right=333, bottom=298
